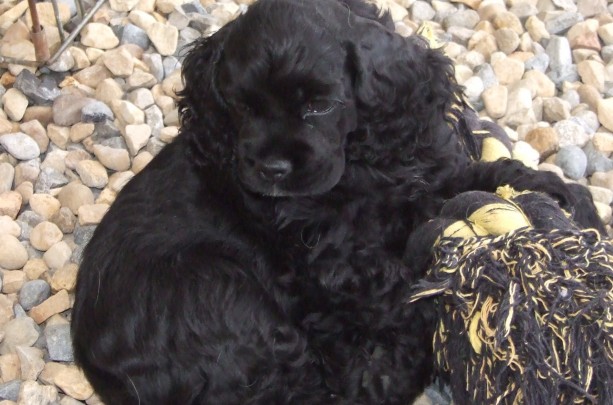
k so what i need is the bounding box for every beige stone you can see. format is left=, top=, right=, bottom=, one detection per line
left=577, top=60, right=605, bottom=93
left=589, top=185, right=613, bottom=205
left=132, top=151, right=153, bottom=174
left=1, top=270, right=26, bottom=294
left=50, top=263, right=78, bottom=293
left=68, top=46, right=91, bottom=70
left=65, top=150, right=92, bottom=171
left=147, top=22, right=179, bottom=56
left=76, top=160, right=109, bottom=188
left=160, top=126, right=179, bottom=143
left=16, top=346, right=45, bottom=380
left=523, top=70, right=556, bottom=98
left=124, top=124, right=152, bottom=155
left=47, top=124, right=70, bottom=150
left=0, top=234, right=28, bottom=270
left=30, top=221, right=63, bottom=252
left=95, top=78, right=125, bottom=104
left=481, top=85, right=508, bottom=119
left=598, top=23, right=613, bottom=45
left=103, top=47, right=135, bottom=77
left=597, top=98, right=613, bottom=132
left=42, top=241, right=72, bottom=270
left=108, top=171, right=135, bottom=193
left=0, top=294, right=14, bottom=328
left=57, top=182, right=95, bottom=215
left=161, top=70, right=184, bottom=99
left=93, top=144, right=131, bottom=172
left=593, top=132, right=613, bottom=154
left=0, top=191, right=22, bottom=219
left=23, top=259, right=48, bottom=281
left=110, top=100, right=145, bottom=126
left=69, top=123, right=95, bottom=143
left=0, top=353, right=20, bottom=382
left=491, top=53, right=524, bottom=86
left=29, top=194, right=61, bottom=220
left=2, top=88, right=29, bottom=122
left=128, top=9, right=157, bottom=30
left=0, top=216, right=20, bottom=238
left=110, top=0, right=141, bottom=12
left=39, top=363, right=94, bottom=401
left=14, top=181, right=33, bottom=205
left=28, top=290, right=71, bottom=324
left=73, top=65, right=113, bottom=89
left=78, top=203, right=110, bottom=226
left=19, top=120, right=49, bottom=154
left=80, top=23, right=120, bottom=49
left=17, top=379, right=59, bottom=405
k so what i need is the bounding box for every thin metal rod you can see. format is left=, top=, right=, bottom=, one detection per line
left=76, top=0, right=85, bottom=19
left=51, top=0, right=66, bottom=42
left=47, top=0, right=107, bottom=65
left=27, top=0, right=41, bottom=32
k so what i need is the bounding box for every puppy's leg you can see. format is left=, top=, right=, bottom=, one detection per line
left=459, top=159, right=605, bottom=232
left=75, top=253, right=333, bottom=405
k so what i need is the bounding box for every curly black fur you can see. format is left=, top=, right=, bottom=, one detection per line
left=72, top=1, right=605, bottom=404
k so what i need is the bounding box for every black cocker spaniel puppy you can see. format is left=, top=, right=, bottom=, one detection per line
left=72, top=0, right=605, bottom=404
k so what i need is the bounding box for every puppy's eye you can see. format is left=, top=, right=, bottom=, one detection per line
left=302, top=100, right=335, bottom=118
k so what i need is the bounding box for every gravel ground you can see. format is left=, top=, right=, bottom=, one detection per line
left=0, top=0, right=612, bottom=403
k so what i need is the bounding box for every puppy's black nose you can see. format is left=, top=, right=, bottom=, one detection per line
left=258, top=159, right=292, bottom=182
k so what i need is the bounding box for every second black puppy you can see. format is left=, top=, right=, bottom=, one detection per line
left=72, top=0, right=604, bottom=404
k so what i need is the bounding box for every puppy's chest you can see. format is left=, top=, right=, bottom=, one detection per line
left=277, top=197, right=411, bottom=284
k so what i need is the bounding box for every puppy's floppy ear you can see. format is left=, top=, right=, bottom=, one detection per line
left=178, top=25, right=234, bottom=165
left=344, top=18, right=460, bottom=138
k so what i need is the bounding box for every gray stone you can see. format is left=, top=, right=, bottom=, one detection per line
left=547, top=65, right=579, bottom=89
left=169, top=10, right=191, bottom=30
left=100, top=136, right=127, bottom=150
left=73, top=224, right=97, bottom=245
left=554, top=119, right=590, bottom=147
left=410, top=1, right=436, bottom=24
left=34, top=167, right=69, bottom=194
left=19, top=280, right=51, bottom=311
left=546, top=36, right=573, bottom=70
left=602, top=45, right=613, bottom=64
left=92, top=121, right=121, bottom=142
left=475, top=64, right=498, bottom=89
left=146, top=137, right=166, bottom=156
left=584, top=142, right=613, bottom=175
left=163, top=56, right=182, bottom=78
left=71, top=244, right=85, bottom=264
left=44, top=323, right=74, bottom=362
left=144, top=53, right=165, bottom=82
left=82, top=100, right=114, bottom=123
left=443, top=10, right=479, bottom=30
left=525, top=54, right=549, bottom=73
left=543, top=11, right=584, bottom=35
left=555, top=145, right=587, bottom=180
left=180, top=26, right=201, bottom=45
left=181, top=0, right=207, bottom=14
left=561, top=90, right=580, bottom=109
left=0, top=317, right=40, bottom=354
left=53, top=94, right=91, bottom=126
left=0, top=380, right=21, bottom=401
left=0, top=133, right=41, bottom=161
left=120, top=23, right=151, bottom=50
left=573, top=111, right=600, bottom=133
left=13, top=70, right=60, bottom=106
left=16, top=210, right=44, bottom=240
left=188, top=14, right=214, bottom=34
left=145, top=105, right=164, bottom=138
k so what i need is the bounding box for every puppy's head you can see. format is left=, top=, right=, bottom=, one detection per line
left=180, top=0, right=458, bottom=197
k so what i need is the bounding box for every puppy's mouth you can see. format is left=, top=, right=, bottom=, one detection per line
left=237, top=157, right=345, bottom=198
